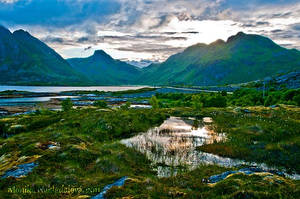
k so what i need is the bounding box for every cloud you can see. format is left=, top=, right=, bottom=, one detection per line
left=0, top=0, right=121, bottom=27
left=42, top=36, right=64, bottom=44
left=0, top=0, right=19, bottom=3
left=1, top=0, right=300, bottom=61
left=84, top=46, right=92, bottom=51
left=291, top=23, right=300, bottom=31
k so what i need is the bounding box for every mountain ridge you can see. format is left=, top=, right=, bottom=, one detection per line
left=0, top=25, right=299, bottom=86
left=137, top=32, right=300, bottom=86
left=67, top=49, right=141, bottom=85
left=0, top=26, right=89, bottom=85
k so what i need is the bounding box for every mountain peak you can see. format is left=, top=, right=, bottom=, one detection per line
left=13, top=29, right=31, bottom=37
left=227, top=31, right=247, bottom=42
left=210, top=39, right=225, bottom=46
left=92, top=50, right=112, bottom=60
left=93, top=50, right=107, bottom=55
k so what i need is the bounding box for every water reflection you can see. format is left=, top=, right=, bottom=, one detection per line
left=121, top=117, right=243, bottom=177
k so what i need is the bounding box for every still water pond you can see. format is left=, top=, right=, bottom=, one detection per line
left=121, top=117, right=300, bottom=179
left=121, top=117, right=246, bottom=177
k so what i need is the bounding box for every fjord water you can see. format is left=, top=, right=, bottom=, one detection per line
left=0, top=85, right=146, bottom=93
left=0, top=96, right=78, bottom=106
left=0, top=85, right=146, bottom=106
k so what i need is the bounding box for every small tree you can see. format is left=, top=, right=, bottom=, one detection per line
left=61, top=98, right=73, bottom=111
left=94, top=100, right=108, bottom=108
left=221, top=91, right=227, bottom=96
left=149, top=95, right=159, bottom=109
left=121, top=102, right=131, bottom=110
left=293, top=94, right=300, bottom=106
left=191, top=95, right=203, bottom=110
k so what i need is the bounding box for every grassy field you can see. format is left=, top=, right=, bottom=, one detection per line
left=0, top=99, right=299, bottom=198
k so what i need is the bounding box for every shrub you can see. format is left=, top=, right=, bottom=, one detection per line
left=61, top=98, right=73, bottom=111
left=120, top=102, right=131, bottom=110
left=94, top=100, right=108, bottom=108
left=150, top=95, right=159, bottom=109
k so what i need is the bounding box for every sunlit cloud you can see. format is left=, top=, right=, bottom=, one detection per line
left=0, top=0, right=299, bottom=61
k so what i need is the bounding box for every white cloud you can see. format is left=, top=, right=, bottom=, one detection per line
left=5, top=0, right=300, bottom=61
left=0, top=0, right=19, bottom=3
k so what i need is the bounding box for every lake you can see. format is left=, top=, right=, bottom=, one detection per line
left=0, top=85, right=147, bottom=93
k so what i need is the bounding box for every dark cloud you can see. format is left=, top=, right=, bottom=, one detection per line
left=117, top=44, right=184, bottom=54
left=77, top=37, right=89, bottom=43
left=256, top=21, right=270, bottom=26
left=241, top=23, right=255, bottom=28
left=74, top=34, right=187, bottom=46
left=84, top=46, right=92, bottom=51
left=291, top=23, right=300, bottom=31
left=182, top=31, right=199, bottom=34
left=240, top=21, right=270, bottom=28
left=270, top=12, right=293, bottom=18
left=280, top=43, right=294, bottom=48
left=1, top=0, right=300, bottom=60
left=0, top=0, right=121, bottom=28
left=42, top=36, right=64, bottom=44
left=271, top=29, right=283, bottom=33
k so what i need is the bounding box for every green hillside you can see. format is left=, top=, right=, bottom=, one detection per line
left=137, top=32, right=300, bottom=86
left=0, top=26, right=88, bottom=85
left=67, top=50, right=141, bottom=85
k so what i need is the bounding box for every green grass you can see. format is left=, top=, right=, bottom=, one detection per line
left=0, top=105, right=299, bottom=198
left=196, top=106, right=300, bottom=173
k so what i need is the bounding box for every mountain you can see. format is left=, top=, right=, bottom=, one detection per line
left=0, top=26, right=88, bottom=85
left=137, top=32, right=300, bottom=86
left=125, top=59, right=159, bottom=68
left=67, top=50, right=141, bottom=85
left=1, top=26, right=300, bottom=87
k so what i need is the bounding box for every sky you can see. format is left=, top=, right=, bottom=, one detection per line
left=0, top=0, right=300, bottom=63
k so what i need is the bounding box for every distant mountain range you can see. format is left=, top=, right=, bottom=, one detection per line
left=125, top=60, right=159, bottom=68
left=0, top=25, right=299, bottom=86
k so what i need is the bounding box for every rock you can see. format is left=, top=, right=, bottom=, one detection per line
left=233, top=107, right=241, bottom=112
left=8, top=124, right=25, bottom=134
left=91, top=176, right=128, bottom=199
left=1, top=162, right=38, bottom=179
left=242, top=109, right=251, bottom=113
left=207, top=167, right=277, bottom=184
left=73, top=142, right=87, bottom=150
left=208, top=170, right=237, bottom=183
left=36, top=141, right=60, bottom=150
left=203, top=117, right=213, bottom=123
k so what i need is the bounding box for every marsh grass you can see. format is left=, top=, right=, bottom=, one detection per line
left=0, top=106, right=299, bottom=198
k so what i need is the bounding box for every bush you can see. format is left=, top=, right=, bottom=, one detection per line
left=293, top=94, right=300, bottom=106
left=191, top=95, right=203, bottom=110
left=150, top=95, right=159, bottom=109
left=61, top=98, right=73, bottom=111
left=120, top=102, right=131, bottom=110
left=94, top=100, right=108, bottom=108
